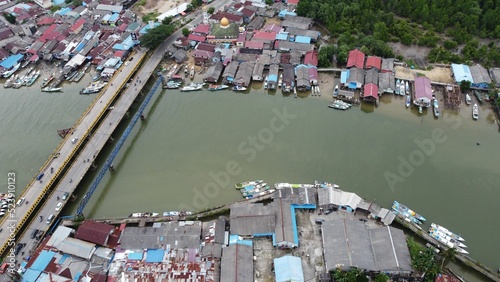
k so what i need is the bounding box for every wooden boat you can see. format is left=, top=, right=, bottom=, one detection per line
left=465, top=93, right=471, bottom=105
left=395, top=79, right=400, bottom=95
left=41, top=73, right=55, bottom=88
left=232, top=85, right=247, bottom=91
left=208, top=84, right=229, bottom=91
left=433, top=99, right=440, bottom=118
left=57, top=128, right=72, bottom=138
left=472, top=103, right=479, bottom=120
left=473, top=90, right=483, bottom=104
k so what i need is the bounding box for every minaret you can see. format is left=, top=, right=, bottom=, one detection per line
left=202, top=6, right=209, bottom=25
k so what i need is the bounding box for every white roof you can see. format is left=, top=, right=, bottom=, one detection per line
left=46, top=226, right=74, bottom=248
left=58, top=237, right=96, bottom=260
left=66, top=53, right=86, bottom=68
left=327, top=187, right=362, bottom=209
left=157, top=3, right=189, bottom=21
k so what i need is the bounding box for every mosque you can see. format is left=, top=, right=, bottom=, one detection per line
left=208, top=16, right=240, bottom=43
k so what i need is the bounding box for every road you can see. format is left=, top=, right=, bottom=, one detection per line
left=0, top=0, right=232, bottom=276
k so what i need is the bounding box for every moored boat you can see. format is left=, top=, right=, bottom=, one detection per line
left=430, top=223, right=465, bottom=242
left=181, top=82, right=205, bottom=92
left=264, top=76, right=268, bottom=90
left=472, top=103, right=479, bottom=120
left=232, top=85, right=247, bottom=91
left=26, top=70, right=41, bottom=86
left=465, top=93, right=471, bottom=105
left=190, top=66, right=195, bottom=79
left=3, top=62, right=21, bottom=78
left=41, top=86, right=62, bottom=92
left=207, top=84, right=229, bottom=91
left=429, top=228, right=467, bottom=248
left=73, top=71, right=85, bottom=82
left=3, top=74, right=17, bottom=88
left=405, top=81, right=410, bottom=94
left=164, top=80, right=182, bottom=89
left=473, top=90, right=483, bottom=104
left=406, top=95, right=411, bottom=108
left=235, top=180, right=264, bottom=189
left=129, top=212, right=159, bottom=218
left=395, top=79, right=401, bottom=95
left=433, top=99, right=440, bottom=117
left=400, top=81, right=405, bottom=96
left=333, top=84, right=339, bottom=97
left=41, top=73, right=55, bottom=88
left=278, top=74, right=283, bottom=88
left=392, top=201, right=426, bottom=222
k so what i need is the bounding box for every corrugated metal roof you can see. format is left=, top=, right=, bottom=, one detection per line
left=274, top=256, right=304, bottom=282
left=451, top=63, right=474, bottom=83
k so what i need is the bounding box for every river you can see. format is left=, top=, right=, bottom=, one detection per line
left=1, top=70, right=499, bottom=272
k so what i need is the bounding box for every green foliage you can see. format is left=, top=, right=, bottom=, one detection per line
left=142, top=12, right=160, bottom=22
left=182, top=27, right=190, bottom=37
left=185, top=4, right=194, bottom=13
left=140, top=24, right=175, bottom=49
left=190, top=0, right=202, bottom=8
left=318, top=45, right=336, bottom=67
left=49, top=5, right=61, bottom=13
left=374, top=273, right=390, bottom=282
left=460, top=80, right=471, bottom=91
left=440, top=247, right=457, bottom=269
left=136, top=0, right=146, bottom=6
left=3, top=12, right=15, bottom=24
left=207, top=6, right=215, bottom=14
left=331, top=268, right=369, bottom=282
left=265, top=0, right=273, bottom=5
left=162, top=16, right=173, bottom=25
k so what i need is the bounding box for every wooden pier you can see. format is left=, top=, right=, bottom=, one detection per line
left=394, top=216, right=500, bottom=282
left=443, top=84, right=462, bottom=109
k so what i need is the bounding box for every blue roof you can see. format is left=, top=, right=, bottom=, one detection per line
left=275, top=33, right=288, bottom=41
left=128, top=252, right=143, bottom=260
left=53, top=0, right=65, bottom=5
left=75, top=41, right=86, bottom=52
left=0, top=54, right=23, bottom=69
left=340, top=69, right=349, bottom=84
left=451, top=63, right=474, bottom=83
left=278, top=10, right=297, bottom=18
left=145, top=249, right=164, bottom=263
left=268, top=74, right=278, bottom=82
left=294, top=35, right=311, bottom=44
left=56, top=7, right=72, bottom=15
left=109, top=13, right=119, bottom=22
left=31, top=250, right=55, bottom=271
left=102, top=14, right=111, bottom=21
left=274, top=256, right=304, bottom=282
left=139, top=22, right=161, bottom=34
left=21, top=268, right=42, bottom=282
left=290, top=206, right=299, bottom=246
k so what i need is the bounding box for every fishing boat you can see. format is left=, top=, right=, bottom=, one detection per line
left=232, top=85, right=247, bottom=91
left=41, top=86, right=62, bottom=92
left=83, top=61, right=91, bottom=72
left=473, top=90, right=483, bottom=104
left=73, top=71, right=85, bottom=82
left=65, top=70, right=77, bottom=81
left=3, top=74, right=17, bottom=88
left=433, top=99, right=440, bottom=117
left=181, top=82, right=204, bottom=92
left=278, top=74, right=283, bottom=88
left=129, top=212, right=159, bottom=218
left=57, top=128, right=72, bottom=138
left=3, top=62, right=21, bottom=78
left=333, top=84, right=339, bottom=97
left=245, top=189, right=276, bottom=200
left=328, top=100, right=349, bottom=110
left=395, top=79, right=400, bottom=95
left=429, top=231, right=469, bottom=254
left=80, top=81, right=107, bottom=94
left=465, top=93, right=471, bottom=105
left=429, top=228, right=467, bottom=248
left=12, top=77, right=24, bottom=89
left=430, top=223, right=465, bottom=242
left=21, top=60, right=30, bottom=69
left=418, top=105, right=423, bottom=114
left=400, top=81, right=405, bottom=96
left=406, top=95, right=411, bottom=108
left=235, top=180, right=264, bottom=189
left=26, top=70, right=41, bottom=86
left=207, top=84, right=229, bottom=91
left=472, top=103, right=479, bottom=120
left=41, top=73, right=55, bottom=88
left=189, top=66, right=195, bottom=79
left=164, top=80, right=181, bottom=89
left=315, top=86, right=321, bottom=96
left=405, top=81, right=409, bottom=94
left=92, top=75, right=100, bottom=82
left=264, top=76, right=268, bottom=90
left=392, top=201, right=426, bottom=222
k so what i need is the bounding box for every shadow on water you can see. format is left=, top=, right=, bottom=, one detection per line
left=360, top=102, right=375, bottom=113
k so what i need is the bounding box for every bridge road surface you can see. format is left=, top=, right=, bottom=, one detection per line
left=0, top=0, right=231, bottom=276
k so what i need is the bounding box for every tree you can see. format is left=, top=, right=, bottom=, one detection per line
left=3, top=13, right=15, bottom=24
left=162, top=16, right=173, bottom=25
left=440, top=247, right=457, bottom=269
left=265, top=0, right=273, bottom=5
left=374, top=273, right=389, bottom=282
left=207, top=7, right=215, bottom=14
left=182, top=27, right=190, bottom=37
left=185, top=4, right=194, bottom=13
left=140, top=24, right=175, bottom=49
left=460, top=80, right=471, bottom=91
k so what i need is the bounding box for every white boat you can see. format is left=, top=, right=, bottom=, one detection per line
left=232, top=85, right=247, bottom=91
left=395, top=80, right=400, bottom=95
left=431, top=223, right=465, bottom=242
left=278, top=74, right=283, bottom=88
left=26, top=70, right=41, bottom=86
left=429, top=229, right=467, bottom=248
left=315, top=86, right=320, bottom=96
left=405, top=81, right=409, bottom=94
left=3, top=63, right=21, bottom=78
left=264, top=76, right=268, bottom=90
left=41, top=86, right=62, bottom=92
left=328, top=100, right=351, bottom=110
left=433, top=99, right=440, bottom=117
left=406, top=95, right=411, bottom=108
left=333, top=84, right=339, bottom=97
left=190, top=66, right=195, bottom=79
left=207, top=84, right=229, bottom=91
left=465, top=93, right=472, bottom=105
left=181, top=82, right=205, bottom=92
left=3, top=74, right=17, bottom=88
left=472, top=103, right=479, bottom=120
left=129, top=212, right=159, bottom=218
left=400, top=81, right=405, bottom=96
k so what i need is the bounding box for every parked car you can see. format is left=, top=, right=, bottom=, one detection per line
left=61, top=192, right=69, bottom=201
left=55, top=203, right=62, bottom=211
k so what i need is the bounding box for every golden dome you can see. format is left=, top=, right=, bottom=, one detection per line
left=220, top=17, right=229, bottom=27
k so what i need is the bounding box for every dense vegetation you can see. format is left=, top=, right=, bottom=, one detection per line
left=299, top=0, right=500, bottom=67
left=140, top=24, right=175, bottom=49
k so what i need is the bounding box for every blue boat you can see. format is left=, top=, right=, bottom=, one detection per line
left=392, top=201, right=426, bottom=223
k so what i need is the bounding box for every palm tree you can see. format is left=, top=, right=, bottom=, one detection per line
left=440, top=247, right=458, bottom=269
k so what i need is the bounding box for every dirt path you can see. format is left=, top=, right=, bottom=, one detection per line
left=395, top=66, right=453, bottom=84
left=133, top=0, right=190, bottom=16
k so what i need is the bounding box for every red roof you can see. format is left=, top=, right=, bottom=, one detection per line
left=37, top=16, right=55, bottom=26
left=245, top=41, right=263, bottom=49
left=252, top=31, right=277, bottom=41
left=263, top=24, right=282, bottom=33
left=75, top=220, right=114, bottom=246
left=347, top=49, right=365, bottom=68
left=196, top=42, right=216, bottom=52
left=240, top=7, right=255, bottom=17
left=363, top=83, right=379, bottom=99
left=117, top=23, right=128, bottom=32
left=69, top=18, right=86, bottom=33
left=114, top=50, right=125, bottom=58
left=304, top=50, right=318, bottom=66
left=287, top=0, right=300, bottom=4
left=192, top=24, right=210, bottom=34
left=365, top=56, right=382, bottom=70
left=188, top=33, right=206, bottom=42
left=237, top=31, right=246, bottom=42
left=193, top=49, right=213, bottom=58
left=38, top=24, right=58, bottom=43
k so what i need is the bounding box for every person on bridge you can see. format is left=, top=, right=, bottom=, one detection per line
left=69, top=179, right=73, bottom=183
left=56, top=197, right=59, bottom=200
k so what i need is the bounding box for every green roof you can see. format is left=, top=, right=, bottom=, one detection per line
left=210, top=23, right=239, bottom=38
